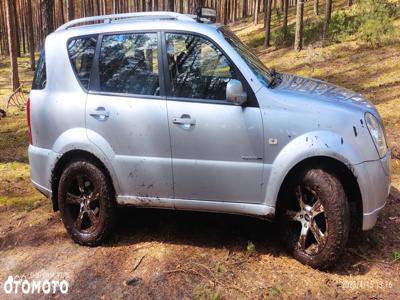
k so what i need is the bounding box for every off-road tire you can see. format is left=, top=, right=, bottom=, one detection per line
left=278, top=167, right=350, bottom=269
left=58, top=159, right=116, bottom=246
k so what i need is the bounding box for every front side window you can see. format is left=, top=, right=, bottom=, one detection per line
left=166, top=33, right=236, bottom=101
left=67, top=36, right=97, bottom=89
left=219, top=27, right=274, bottom=87
left=98, top=33, right=159, bottom=96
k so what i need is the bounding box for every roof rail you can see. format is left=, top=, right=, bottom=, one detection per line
left=56, top=12, right=196, bottom=31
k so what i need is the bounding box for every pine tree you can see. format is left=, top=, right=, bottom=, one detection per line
left=294, top=0, right=304, bottom=51
left=5, top=0, right=20, bottom=90
left=322, top=0, right=332, bottom=39
left=265, top=0, right=272, bottom=47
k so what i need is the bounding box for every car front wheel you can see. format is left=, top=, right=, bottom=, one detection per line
left=278, top=167, right=350, bottom=269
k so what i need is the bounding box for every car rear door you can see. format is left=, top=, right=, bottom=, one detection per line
left=163, top=32, right=264, bottom=204
left=85, top=31, right=173, bottom=199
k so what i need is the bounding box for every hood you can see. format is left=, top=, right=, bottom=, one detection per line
left=274, top=73, right=376, bottom=112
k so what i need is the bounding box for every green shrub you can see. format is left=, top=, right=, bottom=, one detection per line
left=356, top=0, right=397, bottom=46
left=329, top=9, right=359, bottom=41
left=246, top=241, right=256, bottom=256
left=273, top=25, right=295, bottom=48
left=247, top=33, right=265, bottom=48
left=304, top=17, right=324, bottom=45
left=194, top=285, right=222, bottom=300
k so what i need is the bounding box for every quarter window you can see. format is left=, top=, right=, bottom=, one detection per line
left=67, top=36, right=97, bottom=89
left=166, top=33, right=236, bottom=100
left=32, top=49, right=46, bottom=90
left=98, top=33, right=159, bottom=96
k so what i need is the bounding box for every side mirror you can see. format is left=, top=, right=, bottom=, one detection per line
left=226, top=79, right=247, bottom=106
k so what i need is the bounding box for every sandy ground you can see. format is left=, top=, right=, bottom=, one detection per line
left=0, top=190, right=399, bottom=299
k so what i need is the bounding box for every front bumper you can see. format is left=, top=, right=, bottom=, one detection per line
left=353, top=150, right=391, bottom=230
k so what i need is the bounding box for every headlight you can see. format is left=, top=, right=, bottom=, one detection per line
left=365, top=112, right=387, bottom=158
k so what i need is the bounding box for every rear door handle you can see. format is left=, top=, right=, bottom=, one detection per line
left=90, top=107, right=109, bottom=121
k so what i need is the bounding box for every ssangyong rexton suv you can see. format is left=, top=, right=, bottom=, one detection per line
left=28, top=10, right=391, bottom=269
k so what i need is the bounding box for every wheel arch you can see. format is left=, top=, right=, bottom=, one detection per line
left=50, top=149, right=116, bottom=211
left=275, top=156, right=363, bottom=229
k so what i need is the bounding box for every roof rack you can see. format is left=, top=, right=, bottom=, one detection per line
left=56, top=12, right=196, bottom=31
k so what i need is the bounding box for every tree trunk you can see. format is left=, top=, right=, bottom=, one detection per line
left=67, top=0, right=74, bottom=21
left=167, top=0, right=174, bottom=11
left=5, top=0, right=20, bottom=90
left=179, top=0, right=183, bottom=13
left=13, top=0, right=20, bottom=57
left=294, top=0, right=304, bottom=51
left=322, top=0, right=332, bottom=39
left=283, top=0, right=288, bottom=32
left=145, top=0, right=151, bottom=10
left=232, top=0, right=236, bottom=24
left=254, top=0, right=259, bottom=24
left=314, top=0, right=318, bottom=16
left=42, top=0, right=54, bottom=36
left=192, top=0, right=204, bottom=14
left=243, top=0, right=248, bottom=18
left=26, top=0, right=35, bottom=71
left=347, top=0, right=353, bottom=6
left=60, top=0, right=65, bottom=24
left=264, top=0, right=272, bottom=48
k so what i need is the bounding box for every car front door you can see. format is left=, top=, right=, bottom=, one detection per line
left=85, top=32, right=173, bottom=199
left=164, top=32, right=264, bottom=204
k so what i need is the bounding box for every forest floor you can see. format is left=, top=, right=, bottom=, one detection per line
left=1, top=5, right=400, bottom=300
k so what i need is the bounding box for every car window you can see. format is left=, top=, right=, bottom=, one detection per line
left=166, top=33, right=236, bottom=101
left=32, top=49, right=46, bottom=90
left=98, top=33, right=159, bottom=96
left=67, top=36, right=97, bottom=90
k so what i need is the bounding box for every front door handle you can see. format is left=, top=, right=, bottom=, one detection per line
left=172, top=117, right=196, bottom=125
left=90, top=107, right=109, bottom=121
left=172, top=114, right=196, bottom=129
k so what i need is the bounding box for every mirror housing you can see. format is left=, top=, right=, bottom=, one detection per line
left=226, top=80, right=247, bottom=106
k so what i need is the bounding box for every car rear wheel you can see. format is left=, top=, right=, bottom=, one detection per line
left=278, top=167, right=350, bottom=269
left=58, top=159, right=116, bottom=246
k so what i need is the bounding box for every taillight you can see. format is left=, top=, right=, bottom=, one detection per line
left=27, top=97, right=32, bottom=145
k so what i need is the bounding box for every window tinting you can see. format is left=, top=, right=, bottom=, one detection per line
left=32, top=49, right=46, bottom=90
left=99, top=33, right=159, bottom=96
left=166, top=33, right=236, bottom=100
left=67, top=36, right=97, bottom=89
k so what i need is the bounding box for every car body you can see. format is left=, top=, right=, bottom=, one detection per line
left=28, top=12, right=391, bottom=268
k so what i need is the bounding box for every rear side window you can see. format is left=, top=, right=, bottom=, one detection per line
left=32, top=50, right=46, bottom=90
left=67, top=36, right=97, bottom=90
left=98, top=33, right=159, bottom=96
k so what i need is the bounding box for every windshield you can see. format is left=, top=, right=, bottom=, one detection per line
left=219, top=26, right=275, bottom=87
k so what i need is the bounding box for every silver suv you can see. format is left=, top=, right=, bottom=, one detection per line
left=28, top=11, right=391, bottom=269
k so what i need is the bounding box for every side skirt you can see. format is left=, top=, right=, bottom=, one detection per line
left=117, top=196, right=275, bottom=220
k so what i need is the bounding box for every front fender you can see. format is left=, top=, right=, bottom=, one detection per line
left=264, top=130, right=361, bottom=207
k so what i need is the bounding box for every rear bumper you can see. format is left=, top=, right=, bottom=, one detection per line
left=353, top=151, right=391, bottom=231
left=28, top=144, right=57, bottom=198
